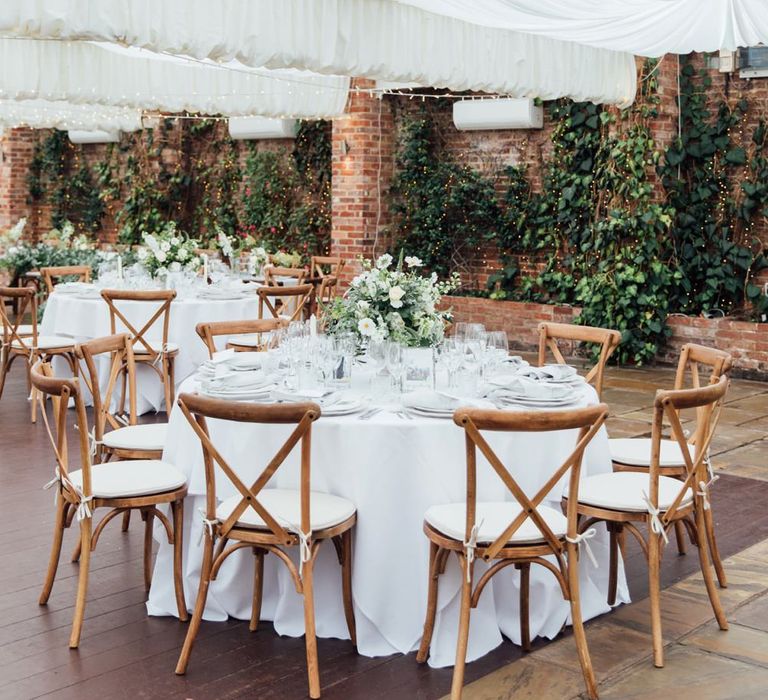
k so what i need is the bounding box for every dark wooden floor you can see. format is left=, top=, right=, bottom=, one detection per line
left=2, top=367, right=768, bottom=700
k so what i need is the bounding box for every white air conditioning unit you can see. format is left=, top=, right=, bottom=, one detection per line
left=228, top=117, right=298, bottom=140
left=68, top=130, right=120, bottom=144
left=453, top=98, right=543, bottom=131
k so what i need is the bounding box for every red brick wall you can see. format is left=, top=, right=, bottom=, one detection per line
left=0, top=128, right=37, bottom=232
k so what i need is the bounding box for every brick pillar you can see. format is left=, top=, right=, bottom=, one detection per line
left=0, top=128, right=38, bottom=234
left=649, top=54, right=681, bottom=152
left=331, top=79, right=395, bottom=286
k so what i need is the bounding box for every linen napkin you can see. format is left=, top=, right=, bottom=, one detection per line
left=483, top=376, right=576, bottom=402
left=515, top=364, right=579, bottom=382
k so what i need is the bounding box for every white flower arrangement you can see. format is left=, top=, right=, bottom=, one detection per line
left=0, top=217, right=26, bottom=250
left=215, top=226, right=235, bottom=260
left=137, top=222, right=201, bottom=277
left=325, top=252, right=459, bottom=347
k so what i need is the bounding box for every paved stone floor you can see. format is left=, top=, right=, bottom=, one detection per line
left=457, top=362, right=768, bottom=699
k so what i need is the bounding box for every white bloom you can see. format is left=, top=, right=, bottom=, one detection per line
left=405, top=256, right=423, bottom=268
left=356, top=300, right=370, bottom=311
left=358, top=318, right=375, bottom=336
left=170, top=237, right=180, bottom=246
left=160, top=241, right=171, bottom=253
left=137, top=247, right=148, bottom=261
left=389, top=285, right=405, bottom=308
left=177, top=246, right=189, bottom=261
left=156, top=250, right=167, bottom=263
left=376, top=253, right=393, bottom=269
left=169, top=261, right=182, bottom=272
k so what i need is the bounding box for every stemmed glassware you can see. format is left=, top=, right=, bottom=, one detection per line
left=384, top=341, right=405, bottom=393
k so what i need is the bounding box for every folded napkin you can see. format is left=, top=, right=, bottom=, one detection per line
left=202, top=371, right=274, bottom=392
left=484, top=376, right=575, bottom=401
left=271, top=388, right=342, bottom=407
left=404, top=389, right=490, bottom=412
left=515, top=364, right=578, bottom=382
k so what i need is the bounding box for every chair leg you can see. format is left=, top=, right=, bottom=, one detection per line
left=69, top=517, right=93, bottom=649
left=340, top=528, right=357, bottom=647
left=607, top=524, right=619, bottom=607
left=143, top=508, right=155, bottom=593
left=695, top=508, right=729, bottom=631
left=171, top=500, right=188, bottom=622
left=0, top=348, right=10, bottom=400
left=162, top=357, right=173, bottom=416
left=416, top=542, right=441, bottom=663
left=121, top=510, right=131, bottom=532
left=168, top=357, right=176, bottom=407
left=70, top=537, right=82, bottom=563
left=176, top=534, right=215, bottom=674
left=249, top=549, right=264, bottom=632
left=566, top=542, right=598, bottom=700
left=450, top=555, right=473, bottom=700
left=674, top=520, right=687, bottom=555
left=30, top=386, right=38, bottom=423
left=648, top=530, right=664, bottom=668
left=703, top=506, right=727, bottom=588
left=39, top=495, right=67, bottom=604
left=519, top=563, right=531, bottom=652
left=302, top=555, right=321, bottom=699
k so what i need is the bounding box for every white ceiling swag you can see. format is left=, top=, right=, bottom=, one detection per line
left=0, top=0, right=638, bottom=107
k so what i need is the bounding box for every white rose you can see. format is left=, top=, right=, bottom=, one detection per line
left=137, top=247, right=148, bottom=261
left=169, top=261, right=182, bottom=272
left=177, top=247, right=189, bottom=261
left=170, top=237, right=179, bottom=246
left=389, top=285, right=405, bottom=309
left=405, top=256, right=423, bottom=268
left=156, top=250, right=167, bottom=263
left=357, top=300, right=370, bottom=311
left=358, top=318, right=375, bottom=336
left=160, top=241, right=171, bottom=252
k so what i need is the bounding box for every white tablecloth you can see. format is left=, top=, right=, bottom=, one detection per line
left=148, top=376, right=629, bottom=667
left=40, top=292, right=261, bottom=413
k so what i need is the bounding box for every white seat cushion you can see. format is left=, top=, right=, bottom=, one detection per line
left=101, top=423, right=167, bottom=452
left=216, top=488, right=356, bottom=531
left=68, top=460, right=186, bottom=499
left=12, top=334, right=74, bottom=350
left=609, top=438, right=688, bottom=467
left=425, top=502, right=568, bottom=545
left=577, top=472, right=693, bottom=512
left=134, top=341, right=180, bottom=354
left=15, top=324, right=33, bottom=336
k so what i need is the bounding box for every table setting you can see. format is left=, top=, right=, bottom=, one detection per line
left=148, top=317, right=630, bottom=667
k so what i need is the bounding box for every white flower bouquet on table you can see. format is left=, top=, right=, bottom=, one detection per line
left=324, top=252, right=459, bottom=347
left=0, top=217, right=26, bottom=252
left=136, top=223, right=201, bottom=277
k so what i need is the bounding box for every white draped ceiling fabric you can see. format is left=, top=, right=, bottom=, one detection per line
left=0, top=0, right=639, bottom=108
left=396, top=0, right=768, bottom=56
left=0, top=99, right=143, bottom=131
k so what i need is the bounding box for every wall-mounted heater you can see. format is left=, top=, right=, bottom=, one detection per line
left=228, top=117, right=297, bottom=140
left=453, top=98, right=543, bottom=131
left=68, top=130, right=120, bottom=144
left=739, top=46, right=768, bottom=78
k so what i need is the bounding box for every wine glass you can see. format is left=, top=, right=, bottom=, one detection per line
left=441, top=338, right=464, bottom=389
left=384, top=341, right=405, bottom=393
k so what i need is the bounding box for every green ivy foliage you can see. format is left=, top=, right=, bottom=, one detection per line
left=390, top=115, right=500, bottom=280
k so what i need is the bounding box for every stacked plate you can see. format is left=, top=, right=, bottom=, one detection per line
left=402, top=390, right=492, bottom=418
left=271, top=389, right=364, bottom=417
left=55, top=282, right=97, bottom=296
left=196, top=287, right=248, bottom=301
left=515, top=364, right=583, bottom=386
left=484, top=375, right=579, bottom=408
left=199, top=371, right=276, bottom=401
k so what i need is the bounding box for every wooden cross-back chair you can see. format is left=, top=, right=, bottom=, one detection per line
left=610, top=343, right=733, bottom=582
left=263, top=265, right=307, bottom=286
left=175, top=392, right=357, bottom=698
left=573, top=376, right=730, bottom=669
left=0, top=286, right=77, bottom=422
left=258, top=283, right=314, bottom=323
left=195, top=317, right=288, bottom=357
left=417, top=404, right=609, bottom=700
left=537, top=321, right=621, bottom=400
left=316, top=275, right=338, bottom=307
left=40, top=265, right=91, bottom=294
left=30, top=362, right=188, bottom=649
left=310, top=255, right=346, bottom=281
left=101, top=289, right=179, bottom=413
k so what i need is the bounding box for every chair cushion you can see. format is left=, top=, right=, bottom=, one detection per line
left=133, top=341, right=180, bottom=354
left=101, top=423, right=167, bottom=452
left=609, top=438, right=688, bottom=467
left=425, top=502, right=568, bottom=545
left=68, top=460, right=186, bottom=499
left=11, top=335, right=74, bottom=350
left=216, top=488, right=356, bottom=532
left=15, top=324, right=33, bottom=336
left=577, top=472, right=693, bottom=512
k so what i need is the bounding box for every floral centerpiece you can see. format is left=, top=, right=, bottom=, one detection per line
left=271, top=249, right=303, bottom=268
left=136, top=223, right=201, bottom=277
left=0, top=217, right=26, bottom=253
left=324, top=252, right=459, bottom=347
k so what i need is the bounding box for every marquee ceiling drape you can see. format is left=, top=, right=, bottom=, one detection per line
left=0, top=0, right=639, bottom=108
left=0, top=99, right=143, bottom=131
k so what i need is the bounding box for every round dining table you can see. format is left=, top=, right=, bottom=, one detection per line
left=40, top=290, right=262, bottom=413
left=148, top=373, right=630, bottom=668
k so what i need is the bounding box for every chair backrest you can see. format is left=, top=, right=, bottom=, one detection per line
left=648, top=375, right=729, bottom=526
left=177, top=392, right=320, bottom=545
left=75, top=334, right=137, bottom=448
left=196, top=318, right=288, bottom=358
left=264, top=266, right=307, bottom=286
left=453, top=403, right=608, bottom=561
left=316, top=275, right=338, bottom=305
left=537, top=321, right=621, bottom=399
left=100, top=289, right=175, bottom=359
left=311, top=256, right=345, bottom=280
left=0, top=286, right=38, bottom=352
left=41, top=265, right=91, bottom=294
left=30, top=361, right=94, bottom=506
left=674, top=343, right=733, bottom=391
left=258, top=284, right=313, bottom=323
